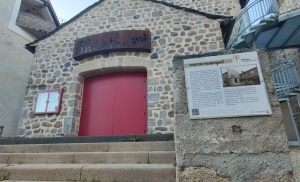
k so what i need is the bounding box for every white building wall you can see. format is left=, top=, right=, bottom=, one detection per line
left=0, top=0, right=34, bottom=137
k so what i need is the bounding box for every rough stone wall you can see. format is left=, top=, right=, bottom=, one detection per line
left=290, top=146, right=300, bottom=181
left=278, top=0, right=300, bottom=16
left=17, top=0, right=238, bottom=137
left=173, top=49, right=294, bottom=181
left=267, top=48, right=300, bottom=133
left=0, top=0, right=34, bottom=137
left=153, top=0, right=241, bottom=16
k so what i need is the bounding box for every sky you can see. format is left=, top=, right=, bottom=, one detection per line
left=50, top=0, right=99, bottom=23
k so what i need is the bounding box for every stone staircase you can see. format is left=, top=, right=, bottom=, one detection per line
left=0, top=141, right=176, bottom=182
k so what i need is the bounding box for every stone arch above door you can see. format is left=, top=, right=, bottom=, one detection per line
left=72, top=57, right=156, bottom=77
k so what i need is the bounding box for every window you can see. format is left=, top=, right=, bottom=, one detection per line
left=34, top=88, right=63, bottom=114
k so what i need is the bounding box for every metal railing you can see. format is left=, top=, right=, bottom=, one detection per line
left=226, top=0, right=300, bottom=49
left=16, top=11, right=56, bottom=33
left=272, top=60, right=300, bottom=98
left=226, top=0, right=279, bottom=49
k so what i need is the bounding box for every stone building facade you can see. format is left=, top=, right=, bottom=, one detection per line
left=17, top=0, right=241, bottom=137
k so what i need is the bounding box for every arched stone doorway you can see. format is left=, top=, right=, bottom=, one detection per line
left=69, top=57, right=156, bottom=136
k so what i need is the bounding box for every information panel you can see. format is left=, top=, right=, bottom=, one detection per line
left=184, top=51, right=272, bottom=119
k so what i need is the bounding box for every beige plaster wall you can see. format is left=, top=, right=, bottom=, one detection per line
left=0, top=0, right=34, bottom=137
left=16, top=0, right=238, bottom=137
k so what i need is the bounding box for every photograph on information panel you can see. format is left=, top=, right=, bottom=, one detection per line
left=184, top=51, right=272, bottom=119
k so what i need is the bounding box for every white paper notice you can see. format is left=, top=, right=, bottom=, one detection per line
left=184, top=51, right=272, bottom=119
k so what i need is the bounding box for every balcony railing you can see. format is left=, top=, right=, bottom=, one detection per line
left=16, top=11, right=56, bottom=33
left=272, top=60, right=300, bottom=98
left=226, top=0, right=300, bottom=49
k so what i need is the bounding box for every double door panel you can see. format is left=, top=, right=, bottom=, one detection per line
left=79, top=72, right=147, bottom=136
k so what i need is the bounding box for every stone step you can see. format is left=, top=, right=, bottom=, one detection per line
left=0, top=141, right=175, bottom=153
left=0, top=164, right=176, bottom=182
left=0, top=151, right=175, bottom=164
left=3, top=181, right=62, bottom=182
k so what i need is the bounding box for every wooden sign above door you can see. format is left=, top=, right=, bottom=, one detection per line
left=72, top=30, right=151, bottom=60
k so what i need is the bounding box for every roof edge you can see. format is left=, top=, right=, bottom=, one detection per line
left=25, top=0, right=233, bottom=54
left=25, top=0, right=104, bottom=53
left=43, top=0, right=60, bottom=26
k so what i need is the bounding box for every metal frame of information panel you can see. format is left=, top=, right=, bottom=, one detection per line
left=279, top=98, right=300, bottom=147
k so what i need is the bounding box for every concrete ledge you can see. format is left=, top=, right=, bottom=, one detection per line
left=48, top=143, right=109, bottom=153
left=1, top=164, right=176, bottom=182
left=7, top=153, right=74, bottom=164
left=109, top=141, right=175, bottom=152
left=81, top=164, right=176, bottom=182
left=2, top=164, right=88, bottom=181
left=74, top=152, right=148, bottom=164
left=0, top=144, right=49, bottom=153
left=0, top=141, right=175, bottom=153
left=0, top=134, right=174, bottom=145
left=149, top=151, right=176, bottom=164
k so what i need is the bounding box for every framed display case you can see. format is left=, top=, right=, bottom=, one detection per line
left=34, top=88, right=63, bottom=114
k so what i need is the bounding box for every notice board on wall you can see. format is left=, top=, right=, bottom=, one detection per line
left=184, top=51, right=272, bottom=119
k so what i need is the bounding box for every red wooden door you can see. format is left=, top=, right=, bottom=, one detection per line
left=78, top=72, right=147, bottom=136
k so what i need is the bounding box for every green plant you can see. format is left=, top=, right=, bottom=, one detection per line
left=93, top=161, right=102, bottom=164
left=131, top=135, right=140, bottom=142
left=12, top=140, right=19, bottom=144
left=70, top=160, right=78, bottom=164
left=164, top=137, right=173, bottom=141
left=65, top=178, right=77, bottom=182
left=179, top=165, right=185, bottom=171
left=17, top=161, right=23, bottom=165
left=120, top=139, right=126, bottom=142
left=0, top=172, right=10, bottom=181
